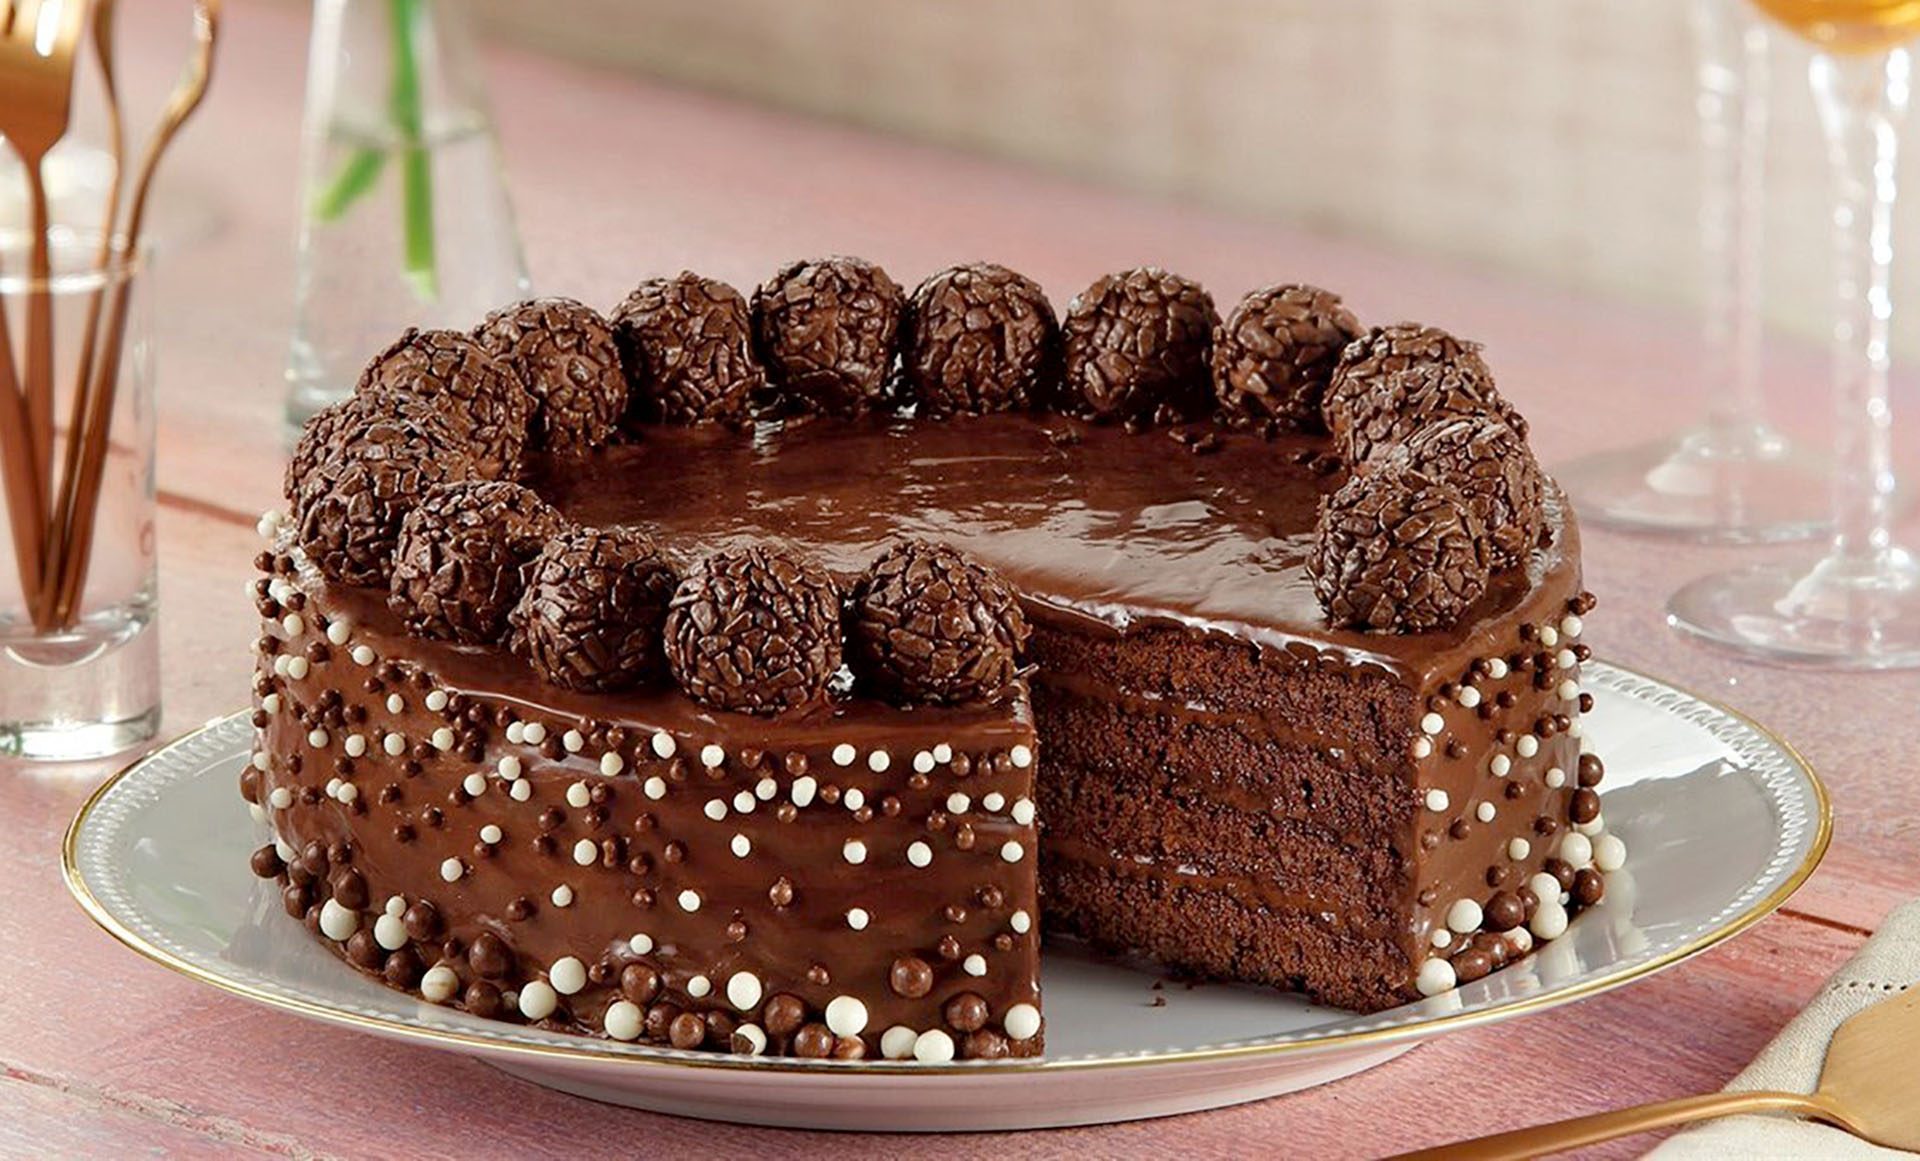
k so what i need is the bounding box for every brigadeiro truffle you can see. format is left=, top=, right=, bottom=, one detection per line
left=357, top=328, right=535, bottom=480
left=1062, top=267, right=1219, bottom=425
left=510, top=525, right=679, bottom=692
left=610, top=272, right=766, bottom=426
left=474, top=297, right=628, bottom=457
left=664, top=545, right=843, bottom=716
left=1336, top=359, right=1528, bottom=466
left=294, top=408, right=477, bottom=586
left=901, top=263, right=1059, bottom=415
left=751, top=257, right=904, bottom=417
left=388, top=480, right=567, bottom=644
left=1309, top=459, right=1491, bottom=633
left=1403, top=416, right=1546, bottom=569
left=1212, top=283, right=1363, bottom=432
left=848, top=539, right=1031, bottom=706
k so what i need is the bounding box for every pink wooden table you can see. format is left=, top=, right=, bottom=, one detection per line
left=6, top=5, right=1914, bottom=1157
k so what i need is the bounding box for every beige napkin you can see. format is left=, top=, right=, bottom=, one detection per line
left=1650, top=899, right=1920, bottom=1159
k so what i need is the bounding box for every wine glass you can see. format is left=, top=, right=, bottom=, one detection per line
left=1558, top=0, right=1830, bottom=544
left=1668, top=0, right=1920, bottom=667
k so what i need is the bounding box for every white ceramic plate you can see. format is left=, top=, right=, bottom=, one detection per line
left=65, top=662, right=1827, bottom=1131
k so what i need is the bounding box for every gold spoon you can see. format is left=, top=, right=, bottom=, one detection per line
left=1397, top=987, right=1919, bottom=1158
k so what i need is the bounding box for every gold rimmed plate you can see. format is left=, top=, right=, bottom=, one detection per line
left=64, top=661, right=1828, bottom=1131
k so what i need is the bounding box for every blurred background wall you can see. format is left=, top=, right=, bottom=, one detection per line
left=422, top=0, right=1861, bottom=353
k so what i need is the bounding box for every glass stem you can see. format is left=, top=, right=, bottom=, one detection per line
left=1808, top=48, right=1908, bottom=565
left=1694, top=0, right=1773, bottom=449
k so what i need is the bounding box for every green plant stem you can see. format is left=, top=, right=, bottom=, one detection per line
left=389, top=0, right=436, bottom=302
left=311, top=145, right=386, bottom=222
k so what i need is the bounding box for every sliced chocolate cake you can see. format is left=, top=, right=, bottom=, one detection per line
left=243, top=265, right=1623, bottom=1061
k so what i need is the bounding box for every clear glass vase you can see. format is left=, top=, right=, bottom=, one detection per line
left=284, top=0, right=530, bottom=438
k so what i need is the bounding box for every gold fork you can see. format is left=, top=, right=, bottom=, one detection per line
left=0, top=0, right=87, bottom=500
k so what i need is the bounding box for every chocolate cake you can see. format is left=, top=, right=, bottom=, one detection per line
left=243, top=262, right=1624, bottom=1062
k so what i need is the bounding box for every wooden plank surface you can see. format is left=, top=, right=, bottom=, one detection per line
left=2, top=2, right=1912, bottom=1157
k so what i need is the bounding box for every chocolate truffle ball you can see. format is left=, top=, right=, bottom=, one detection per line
left=474, top=297, right=628, bottom=457
left=664, top=545, right=844, bottom=716
left=751, top=256, right=904, bottom=417
left=1309, top=460, right=1491, bottom=633
left=1403, top=416, right=1546, bottom=570
left=848, top=539, right=1031, bottom=706
left=1338, top=359, right=1529, bottom=467
left=1211, top=283, right=1364, bottom=431
left=1062, top=267, right=1218, bottom=424
left=388, top=480, right=567, bottom=644
left=357, top=327, right=535, bottom=480
left=901, top=262, right=1060, bottom=415
left=610, top=272, right=767, bottom=426
left=293, top=409, right=477, bottom=586
left=510, top=525, right=679, bottom=692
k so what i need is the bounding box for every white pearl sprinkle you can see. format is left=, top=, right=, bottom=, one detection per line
left=431, top=727, right=455, bottom=751
left=963, top=954, right=987, bottom=977
left=1556, top=648, right=1578, bottom=670
left=651, top=731, right=676, bottom=758
left=1508, top=838, right=1532, bottom=860
left=733, top=1024, right=768, bottom=1056
left=1557, top=679, right=1580, bottom=701
left=509, top=780, right=532, bottom=801
left=256, top=509, right=283, bottom=538
left=272, top=654, right=290, bottom=677
left=982, top=792, right=1006, bottom=812
left=832, top=743, right=856, bottom=767
left=1415, top=958, right=1456, bottom=997
left=914, top=751, right=936, bottom=774
left=933, top=743, right=953, bottom=763
left=628, top=933, right=656, bottom=955
left=731, top=833, right=751, bottom=858
left=1491, top=754, right=1512, bottom=777
left=1446, top=899, right=1484, bottom=934
left=1010, top=743, right=1034, bottom=769
left=881, top=1026, right=919, bottom=1060
left=551, top=884, right=574, bottom=908
left=946, top=792, right=971, bottom=814
left=1010, top=910, right=1032, bottom=935
left=704, top=799, right=728, bottom=821
left=914, top=1028, right=956, bottom=1063
left=1517, top=735, right=1540, bottom=758
left=550, top=956, right=587, bottom=995
left=1531, top=900, right=1569, bottom=939
left=261, top=693, right=281, bottom=715
left=1424, top=789, right=1449, bottom=812
left=1560, top=831, right=1594, bottom=868
left=1412, top=737, right=1433, bottom=760
left=1561, top=614, right=1584, bottom=639
left=519, top=980, right=558, bottom=1020
left=755, top=777, right=777, bottom=801
left=318, top=899, right=359, bottom=940
left=326, top=620, right=351, bottom=646
left=734, top=790, right=757, bottom=813
left=700, top=743, right=725, bottom=768
left=843, top=840, right=868, bottom=865
left=268, top=787, right=293, bottom=810
left=600, top=752, right=625, bottom=776
left=1575, top=815, right=1604, bottom=836
left=338, top=782, right=359, bottom=804
left=1487, top=658, right=1510, bottom=679
left=424, top=689, right=449, bottom=713
left=867, top=750, right=891, bottom=773
left=1011, top=798, right=1036, bottom=826
left=907, top=841, right=933, bottom=868
left=846, top=908, right=870, bottom=930
left=479, top=824, right=502, bottom=844
left=643, top=776, right=667, bottom=800
left=563, top=730, right=584, bottom=753
left=1545, top=766, right=1567, bottom=789
left=687, top=974, right=712, bottom=998
left=351, top=645, right=375, bottom=666
left=498, top=756, right=522, bottom=780
left=282, top=612, right=306, bottom=637
left=463, top=773, right=487, bottom=797
left=1594, top=833, right=1627, bottom=872
left=523, top=723, right=547, bottom=745
left=572, top=839, right=597, bottom=866
left=286, top=656, right=310, bottom=681
left=1004, top=1003, right=1041, bottom=1041
left=727, top=971, right=763, bottom=1011
left=1537, top=625, right=1559, bottom=647
left=566, top=781, right=591, bottom=809
left=605, top=1000, right=643, bottom=1041
left=842, top=788, right=865, bottom=812
left=384, top=896, right=405, bottom=917
left=344, top=734, right=367, bottom=758
left=421, top=965, right=459, bottom=1004
left=440, top=857, right=463, bottom=882
left=825, top=996, right=868, bottom=1037
left=275, top=839, right=297, bottom=863
left=506, top=721, right=526, bottom=744
left=791, top=776, right=817, bottom=808
left=1000, top=840, right=1025, bottom=863
left=1476, top=802, right=1496, bottom=823
left=1432, top=926, right=1456, bottom=949
left=307, top=728, right=329, bottom=749
left=1420, top=712, right=1445, bottom=736
left=248, top=803, right=267, bottom=824
left=383, top=733, right=406, bottom=756
left=678, top=889, right=702, bottom=912
left=373, top=913, right=408, bottom=951
left=387, top=694, right=405, bottom=715
left=1456, top=685, right=1482, bottom=709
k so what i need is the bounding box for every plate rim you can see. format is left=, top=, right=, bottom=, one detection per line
left=62, top=660, right=1832, bottom=1077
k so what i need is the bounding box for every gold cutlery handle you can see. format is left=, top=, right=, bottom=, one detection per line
left=1393, top=1089, right=1852, bottom=1160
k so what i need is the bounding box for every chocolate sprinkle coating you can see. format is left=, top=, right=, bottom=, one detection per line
left=1062, top=268, right=1218, bottom=424
left=474, top=297, right=628, bottom=457
left=751, top=257, right=904, bottom=417
left=610, top=272, right=766, bottom=426
left=1339, top=360, right=1529, bottom=466
left=357, top=328, right=534, bottom=480
left=388, top=481, right=567, bottom=645
left=901, top=263, right=1059, bottom=415
left=293, top=409, right=476, bottom=586
left=1309, top=460, right=1490, bottom=633
left=1211, top=283, right=1363, bottom=432
left=664, top=545, right=844, bottom=716
left=1403, top=416, right=1547, bottom=570
left=510, top=525, right=679, bottom=692
left=848, top=540, right=1031, bottom=706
